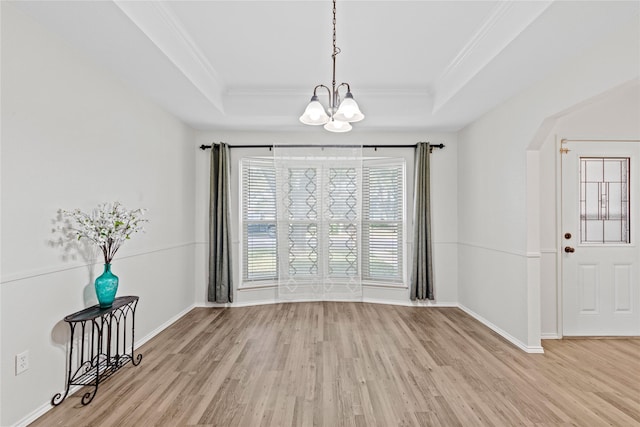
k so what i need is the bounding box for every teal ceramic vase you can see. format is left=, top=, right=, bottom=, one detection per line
left=95, top=263, right=119, bottom=308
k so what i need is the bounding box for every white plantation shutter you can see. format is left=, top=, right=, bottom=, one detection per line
left=362, top=162, right=404, bottom=283
left=242, top=158, right=277, bottom=281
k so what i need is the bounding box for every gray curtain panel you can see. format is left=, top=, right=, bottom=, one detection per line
left=208, top=142, right=233, bottom=303
left=410, top=142, right=434, bottom=300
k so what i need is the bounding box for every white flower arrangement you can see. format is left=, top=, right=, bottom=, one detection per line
left=60, top=202, right=147, bottom=264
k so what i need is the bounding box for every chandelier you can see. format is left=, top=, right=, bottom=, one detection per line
left=299, top=0, right=364, bottom=133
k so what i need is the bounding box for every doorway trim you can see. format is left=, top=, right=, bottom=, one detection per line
left=555, top=135, right=564, bottom=339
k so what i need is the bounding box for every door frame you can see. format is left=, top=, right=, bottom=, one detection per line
left=557, top=137, right=640, bottom=338
left=555, top=136, right=564, bottom=338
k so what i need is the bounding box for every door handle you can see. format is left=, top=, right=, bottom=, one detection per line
left=564, top=246, right=575, bottom=253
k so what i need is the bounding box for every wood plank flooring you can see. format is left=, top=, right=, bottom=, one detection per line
left=31, top=303, right=640, bottom=426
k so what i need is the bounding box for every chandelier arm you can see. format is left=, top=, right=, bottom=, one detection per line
left=313, top=84, right=331, bottom=98
left=337, top=82, right=351, bottom=94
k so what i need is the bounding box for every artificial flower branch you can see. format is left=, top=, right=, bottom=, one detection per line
left=60, top=202, right=147, bottom=264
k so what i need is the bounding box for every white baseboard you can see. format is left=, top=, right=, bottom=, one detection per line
left=135, top=303, right=196, bottom=348
left=197, top=298, right=459, bottom=308
left=361, top=298, right=458, bottom=307
left=541, top=333, right=561, bottom=340
left=198, top=299, right=274, bottom=308
left=14, top=303, right=197, bottom=427
left=14, top=401, right=53, bottom=427
left=458, top=304, right=545, bottom=354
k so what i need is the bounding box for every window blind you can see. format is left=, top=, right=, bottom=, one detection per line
left=242, top=159, right=277, bottom=281
left=362, top=164, right=404, bottom=282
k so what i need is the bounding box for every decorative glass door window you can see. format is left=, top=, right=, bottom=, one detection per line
left=580, top=157, right=630, bottom=244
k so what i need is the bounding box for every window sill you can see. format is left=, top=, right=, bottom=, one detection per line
left=239, top=281, right=408, bottom=290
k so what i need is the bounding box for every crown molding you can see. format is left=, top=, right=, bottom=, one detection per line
left=225, top=86, right=431, bottom=98
left=432, top=1, right=553, bottom=114
left=113, top=0, right=225, bottom=112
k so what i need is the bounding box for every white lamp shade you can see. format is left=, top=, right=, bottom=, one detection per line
left=323, top=119, right=352, bottom=133
left=299, top=96, right=329, bottom=125
left=333, top=92, right=364, bottom=122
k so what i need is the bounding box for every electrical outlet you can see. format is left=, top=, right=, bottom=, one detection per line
left=16, top=350, right=29, bottom=375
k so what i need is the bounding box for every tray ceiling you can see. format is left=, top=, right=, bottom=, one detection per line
left=12, top=1, right=640, bottom=132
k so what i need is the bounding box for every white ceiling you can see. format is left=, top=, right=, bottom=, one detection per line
left=12, top=1, right=640, bottom=132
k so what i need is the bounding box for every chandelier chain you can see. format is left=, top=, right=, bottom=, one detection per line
left=332, top=0, right=338, bottom=58
left=331, top=0, right=340, bottom=97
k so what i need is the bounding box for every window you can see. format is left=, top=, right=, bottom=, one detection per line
left=241, top=157, right=405, bottom=285
left=363, top=163, right=404, bottom=282
left=580, top=157, right=630, bottom=244
left=242, top=159, right=277, bottom=281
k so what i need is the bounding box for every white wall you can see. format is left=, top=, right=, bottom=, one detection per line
left=193, top=131, right=458, bottom=307
left=457, top=17, right=639, bottom=351
left=0, top=4, right=196, bottom=425
left=539, top=81, right=640, bottom=337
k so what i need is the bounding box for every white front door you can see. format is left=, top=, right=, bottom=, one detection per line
left=561, top=140, right=640, bottom=336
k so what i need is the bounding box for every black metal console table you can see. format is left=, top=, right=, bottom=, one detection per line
left=51, top=296, right=142, bottom=406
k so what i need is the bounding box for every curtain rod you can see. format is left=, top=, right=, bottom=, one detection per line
left=199, top=143, right=445, bottom=151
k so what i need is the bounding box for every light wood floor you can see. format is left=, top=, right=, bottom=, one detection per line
left=32, top=303, right=640, bottom=426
